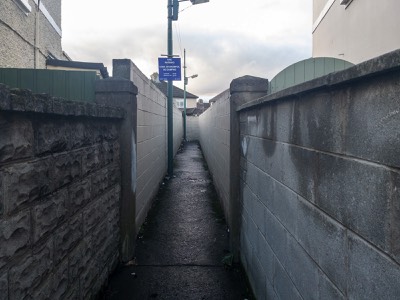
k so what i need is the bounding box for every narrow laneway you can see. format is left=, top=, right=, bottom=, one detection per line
left=104, top=142, right=251, bottom=299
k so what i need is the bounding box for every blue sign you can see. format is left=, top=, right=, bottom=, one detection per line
left=158, top=57, right=181, bottom=81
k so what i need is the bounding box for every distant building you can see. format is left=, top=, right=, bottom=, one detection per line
left=186, top=100, right=210, bottom=116
left=150, top=73, right=198, bottom=110
left=313, top=0, right=400, bottom=64
left=0, top=0, right=66, bottom=68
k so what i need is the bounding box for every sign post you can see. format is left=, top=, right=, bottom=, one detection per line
left=165, top=0, right=208, bottom=176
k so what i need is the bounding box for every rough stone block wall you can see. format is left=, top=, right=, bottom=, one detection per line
left=186, top=116, right=199, bottom=141
left=0, top=84, right=124, bottom=299
left=199, top=90, right=231, bottom=218
left=114, top=60, right=184, bottom=231
left=238, top=52, right=400, bottom=299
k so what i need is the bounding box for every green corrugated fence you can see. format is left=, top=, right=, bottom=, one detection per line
left=0, top=68, right=97, bottom=102
left=269, top=57, right=354, bottom=95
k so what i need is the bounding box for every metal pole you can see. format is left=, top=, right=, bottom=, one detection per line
left=183, top=49, right=187, bottom=141
left=167, top=0, right=174, bottom=176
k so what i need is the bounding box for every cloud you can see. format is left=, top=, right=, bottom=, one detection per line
left=62, top=0, right=312, bottom=99
left=169, top=30, right=311, bottom=98
left=63, top=28, right=310, bottom=99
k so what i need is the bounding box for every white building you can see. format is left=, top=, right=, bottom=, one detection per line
left=313, top=0, right=400, bottom=64
left=150, top=73, right=198, bottom=110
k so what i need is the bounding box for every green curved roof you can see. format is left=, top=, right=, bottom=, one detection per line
left=269, top=57, right=354, bottom=94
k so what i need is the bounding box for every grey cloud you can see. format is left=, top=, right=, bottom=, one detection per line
left=177, top=30, right=311, bottom=97
left=63, top=27, right=310, bottom=98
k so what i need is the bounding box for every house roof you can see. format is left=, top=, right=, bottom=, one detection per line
left=153, top=81, right=198, bottom=99
left=46, top=59, right=109, bottom=78
left=186, top=102, right=210, bottom=116
left=186, top=107, right=199, bottom=115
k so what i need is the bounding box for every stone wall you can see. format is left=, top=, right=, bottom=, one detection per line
left=0, top=0, right=63, bottom=68
left=0, top=84, right=125, bottom=299
left=113, top=59, right=184, bottom=231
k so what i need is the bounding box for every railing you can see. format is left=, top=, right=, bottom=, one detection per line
left=0, top=68, right=97, bottom=102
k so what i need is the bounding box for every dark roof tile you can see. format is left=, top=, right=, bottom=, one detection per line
left=153, top=81, right=198, bottom=99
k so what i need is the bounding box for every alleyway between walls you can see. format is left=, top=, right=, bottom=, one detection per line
left=103, top=142, right=252, bottom=299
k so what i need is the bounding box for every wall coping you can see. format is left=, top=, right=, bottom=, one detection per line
left=0, top=83, right=125, bottom=119
left=230, top=75, right=269, bottom=94
left=95, top=77, right=138, bottom=95
left=237, top=48, right=400, bottom=112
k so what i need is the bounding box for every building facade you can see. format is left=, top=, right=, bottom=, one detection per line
left=150, top=73, right=198, bottom=110
left=313, top=0, right=400, bottom=64
left=174, top=97, right=197, bottom=110
left=0, top=0, right=64, bottom=69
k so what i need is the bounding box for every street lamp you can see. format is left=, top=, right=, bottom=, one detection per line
left=183, top=48, right=198, bottom=141
left=167, top=0, right=209, bottom=176
left=190, top=0, right=209, bottom=4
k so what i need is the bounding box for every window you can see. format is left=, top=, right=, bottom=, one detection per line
left=175, top=99, right=184, bottom=108
left=13, top=0, right=32, bottom=14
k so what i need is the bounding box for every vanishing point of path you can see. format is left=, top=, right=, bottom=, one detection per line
left=103, top=141, right=252, bottom=299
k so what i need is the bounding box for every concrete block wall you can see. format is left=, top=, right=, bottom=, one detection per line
left=128, top=63, right=168, bottom=230
left=199, top=90, right=231, bottom=219
left=238, top=50, right=400, bottom=299
left=0, top=84, right=125, bottom=299
left=113, top=59, right=183, bottom=231
left=173, top=106, right=183, bottom=155
left=186, top=116, right=199, bottom=141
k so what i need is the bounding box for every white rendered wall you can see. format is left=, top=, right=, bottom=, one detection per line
left=313, top=0, right=400, bottom=64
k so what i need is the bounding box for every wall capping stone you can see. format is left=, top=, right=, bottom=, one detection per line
left=238, top=48, right=400, bottom=112
left=230, top=75, right=269, bottom=94
left=95, top=78, right=138, bottom=95
left=0, top=84, right=125, bottom=119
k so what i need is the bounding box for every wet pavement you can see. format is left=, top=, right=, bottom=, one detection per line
left=103, top=142, right=252, bottom=300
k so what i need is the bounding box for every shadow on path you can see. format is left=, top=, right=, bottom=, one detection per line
left=102, top=142, right=252, bottom=299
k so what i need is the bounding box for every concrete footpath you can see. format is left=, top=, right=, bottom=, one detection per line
left=103, top=142, right=252, bottom=299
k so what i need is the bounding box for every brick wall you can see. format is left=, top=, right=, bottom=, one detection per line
left=0, top=84, right=124, bottom=299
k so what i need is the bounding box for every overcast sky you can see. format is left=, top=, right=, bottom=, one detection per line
left=62, top=0, right=312, bottom=100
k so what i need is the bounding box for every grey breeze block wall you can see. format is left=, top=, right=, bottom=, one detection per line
left=199, top=90, right=231, bottom=221
left=112, top=59, right=183, bottom=231
left=173, top=104, right=183, bottom=155
left=0, top=84, right=125, bottom=300
left=238, top=50, right=400, bottom=299
left=0, top=0, right=63, bottom=68
left=186, top=115, right=200, bottom=141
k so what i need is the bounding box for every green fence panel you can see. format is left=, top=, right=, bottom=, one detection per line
left=52, top=70, right=67, bottom=99
left=36, top=69, right=53, bottom=95
left=269, top=57, right=355, bottom=95
left=0, top=68, right=97, bottom=102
